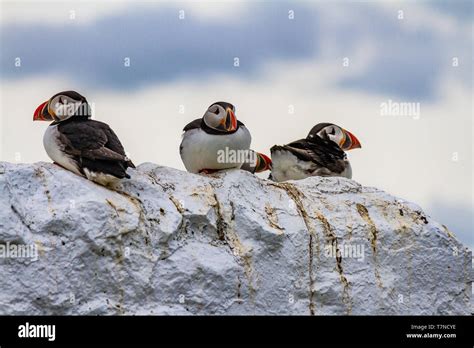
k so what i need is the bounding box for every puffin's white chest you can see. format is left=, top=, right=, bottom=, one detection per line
left=43, top=125, right=82, bottom=176
left=180, top=126, right=251, bottom=173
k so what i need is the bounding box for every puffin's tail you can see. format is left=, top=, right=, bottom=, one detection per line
left=82, top=158, right=133, bottom=179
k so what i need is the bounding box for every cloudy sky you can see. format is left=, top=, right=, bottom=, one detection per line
left=0, top=0, right=472, bottom=249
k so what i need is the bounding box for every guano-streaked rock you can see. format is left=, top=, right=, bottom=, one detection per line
left=0, top=161, right=471, bottom=315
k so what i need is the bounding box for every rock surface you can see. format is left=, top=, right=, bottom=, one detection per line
left=0, top=161, right=471, bottom=315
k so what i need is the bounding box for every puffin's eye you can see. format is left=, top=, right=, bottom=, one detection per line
left=212, top=107, right=220, bottom=115
left=328, top=127, right=335, bottom=135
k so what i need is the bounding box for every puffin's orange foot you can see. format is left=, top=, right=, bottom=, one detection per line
left=199, top=168, right=219, bottom=174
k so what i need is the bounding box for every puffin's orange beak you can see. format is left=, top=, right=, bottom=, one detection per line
left=255, top=153, right=272, bottom=172
left=341, top=129, right=361, bottom=151
left=33, top=101, right=53, bottom=121
left=225, top=108, right=237, bottom=132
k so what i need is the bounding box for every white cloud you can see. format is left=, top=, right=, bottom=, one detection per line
left=374, top=1, right=465, bottom=36
left=0, top=0, right=131, bottom=26
left=0, top=0, right=248, bottom=26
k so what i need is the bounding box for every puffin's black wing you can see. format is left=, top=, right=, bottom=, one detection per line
left=58, top=120, right=135, bottom=178
left=183, top=118, right=202, bottom=132
left=272, top=137, right=346, bottom=174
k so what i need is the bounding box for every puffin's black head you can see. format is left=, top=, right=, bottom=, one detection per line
left=307, top=123, right=361, bottom=151
left=202, top=101, right=237, bottom=132
left=33, top=90, right=91, bottom=122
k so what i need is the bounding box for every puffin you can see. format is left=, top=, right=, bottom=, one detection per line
left=240, top=150, right=272, bottom=174
left=270, top=123, right=361, bottom=182
left=33, top=90, right=135, bottom=186
left=180, top=102, right=251, bottom=174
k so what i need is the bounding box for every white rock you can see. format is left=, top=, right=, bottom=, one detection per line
left=0, top=161, right=471, bottom=315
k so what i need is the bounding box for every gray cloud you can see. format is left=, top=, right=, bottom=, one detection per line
left=2, top=2, right=472, bottom=101
left=329, top=3, right=472, bottom=101
left=428, top=0, right=473, bottom=21
left=0, top=3, right=317, bottom=89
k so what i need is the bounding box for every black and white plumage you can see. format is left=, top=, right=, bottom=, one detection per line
left=180, top=102, right=251, bottom=173
left=270, top=123, right=361, bottom=182
left=33, top=91, right=135, bottom=186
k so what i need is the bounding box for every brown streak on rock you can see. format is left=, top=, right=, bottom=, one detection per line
left=268, top=182, right=317, bottom=315
left=356, top=204, right=377, bottom=254
left=356, top=203, right=383, bottom=289
left=211, top=190, right=255, bottom=300
left=315, top=211, right=352, bottom=314
left=264, top=203, right=284, bottom=233
left=169, top=196, right=185, bottom=214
